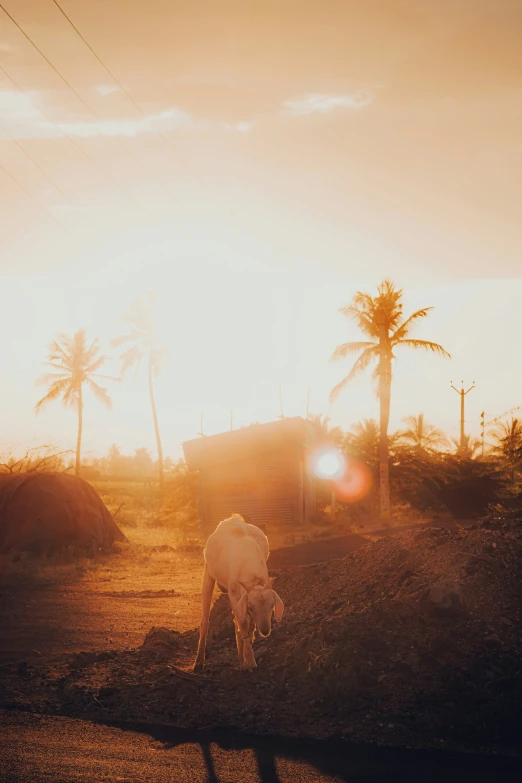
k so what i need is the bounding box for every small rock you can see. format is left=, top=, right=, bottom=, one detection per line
left=422, top=580, right=468, bottom=617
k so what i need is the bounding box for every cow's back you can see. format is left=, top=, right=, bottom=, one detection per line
left=204, top=515, right=269, bottom=587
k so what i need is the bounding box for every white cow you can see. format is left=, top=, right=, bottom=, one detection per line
left=194, top=514, right=284, bottom=671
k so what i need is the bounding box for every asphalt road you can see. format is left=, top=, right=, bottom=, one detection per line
left=2, top=711, right=521, bottom=783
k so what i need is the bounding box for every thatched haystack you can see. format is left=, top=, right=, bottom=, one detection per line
left=0, top=472, right=125, bottom=553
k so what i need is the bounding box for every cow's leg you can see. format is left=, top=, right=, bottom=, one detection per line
left=241, top=621, right=257, bottom=671
left=194, top=565, right=215, bottom=671
left=234, top=619, right=244, bottom=667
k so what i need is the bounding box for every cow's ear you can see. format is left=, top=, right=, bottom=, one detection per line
left=273, top=591, right=284, bottom=622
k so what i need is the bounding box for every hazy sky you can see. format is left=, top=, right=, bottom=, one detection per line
left=0, top=1, right=521, bottom=459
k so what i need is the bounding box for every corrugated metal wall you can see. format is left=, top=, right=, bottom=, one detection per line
left=199, top=447, right=306, bottom=533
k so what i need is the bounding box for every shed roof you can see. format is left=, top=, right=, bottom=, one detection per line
left=182, top=417, right=315, bottom=471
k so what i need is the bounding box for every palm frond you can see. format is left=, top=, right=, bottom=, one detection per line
left=110, top=331, right=143, bottom=349
left=390, top=308, right=433, bottom=343
left=118, top=345, right=144, bottom=378
left=150, top=343, right=168, bottom=377
left=85, top=354, right=108, bottom=374
left=86, top=379, right=112, bottom=410
left=35, top=378, right=71, bottom=413
left=330, top=341, right=376, bottom=362
left=35, top=372, right=70, bottom=386
left=329, top=346, right=379, bottom=402
left=397, top=339, right=450, bottom=358
left=339, top=305, right=379, bottom=339
left=62, top=384, right=79, bottom=409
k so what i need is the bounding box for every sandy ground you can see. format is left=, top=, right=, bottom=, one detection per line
left=0, top=547, right=203, bottom=665
left=0, top=522, right=416, bottom=665
left=2, top=711, right=521, bottom=783
left=2, top=519, right=522, bottom=782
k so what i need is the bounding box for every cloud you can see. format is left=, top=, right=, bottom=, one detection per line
left=0, top=91, right=43, bottom=122
left=96, top=85, right=120, bottom=96
left=44, top=107, right=204, bottom=138
left=283, top=91, right=372, bottom=116
left=224, top=120, right=257, bottom=133
left=0, top=92, right=256, bottom=139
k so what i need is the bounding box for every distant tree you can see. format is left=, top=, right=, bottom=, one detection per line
left=490, top=417, right=522, bottom=485
left=345, top=419, right=380, bottom=465
left=134, top=447, right=154, bottom=477
left=308, top=414, right=343, bottom=445
left=108, top=444, right=121, bottom=474
left=112, top=293, right=167, bottom=486
left=35, top=330, right=112, bottom=477
left=399, top=413, right=448, bottom=453
left=451, top=433, right=482, bottom=460
left=330, top=280, right=450, bottom=521
left=428, top=456, right=507, bottom=518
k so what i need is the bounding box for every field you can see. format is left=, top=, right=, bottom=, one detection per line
left=0, top=479, right=430, bottom=666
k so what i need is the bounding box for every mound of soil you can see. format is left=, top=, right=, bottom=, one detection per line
left=2, top=519, right=521, bottom=754
left=0, top=472, right=125, bottom=554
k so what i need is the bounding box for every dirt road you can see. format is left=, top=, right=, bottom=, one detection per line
left=2, top=711, right=521, bottom=783
left=0, top=523, right=423, bottom=665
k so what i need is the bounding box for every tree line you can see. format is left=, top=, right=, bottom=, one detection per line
left=35, top=293, right=166, bottom=483
left=31, top=278, right=521, bottom=519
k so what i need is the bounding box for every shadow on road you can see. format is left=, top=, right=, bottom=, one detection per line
left=104, top=719, right=522, bottom=783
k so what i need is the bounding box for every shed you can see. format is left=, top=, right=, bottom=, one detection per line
left=182, top=417, right=317, bottom=535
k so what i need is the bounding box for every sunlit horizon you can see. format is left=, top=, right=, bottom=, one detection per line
left=1, top=0, right=521, bottom=463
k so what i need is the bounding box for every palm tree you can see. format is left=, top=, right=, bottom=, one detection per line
left=490, top=417, right=522, bottom=485
left=112, top=293, right=166, bottom=486
left=330, top=280, right=450, bottom=521
left=308, top=414, right=343, bottom=445
left=345, top=418, right=380, bottom=461
left=399, top=414, right=448, bottom=453
left=35, top=330, right=112, bottom=477
left=451, top=433, right=482, bottom=460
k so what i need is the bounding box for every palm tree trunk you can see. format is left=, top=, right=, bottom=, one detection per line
left=75, top=383, right=83, bottom=477
left=148, top=352, right=164, bottom=486
left=378, top=317, right=391, bottom=524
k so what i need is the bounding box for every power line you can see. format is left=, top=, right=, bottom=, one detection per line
left=0, top=159, right=74, bottom=238
left=0, top=124, right=70, bottom=201
left=51, top=0, right=203, bottom=185
left=0, top=3, right=180, bottom=205
left=0, top=63, right=158, bottom=220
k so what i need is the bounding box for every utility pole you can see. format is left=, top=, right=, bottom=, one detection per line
left=197, top=413, right=205, bottom=437
left=277, top=383, right=285, bottom=420
left=376, top=309, right=391, bottom=523
left=480, top=411, right=485, bottom=457
left=450, top=380, right=475, bottom=452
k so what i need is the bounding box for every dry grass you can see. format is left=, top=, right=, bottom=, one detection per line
left=91, top=479, right=203, bottom=552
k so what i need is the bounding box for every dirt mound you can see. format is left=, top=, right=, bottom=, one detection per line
left=3, top=519, right=521, bottom=754
left=0, top=472, right=125, bottom=554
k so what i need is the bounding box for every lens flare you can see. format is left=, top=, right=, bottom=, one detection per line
left=313, top=448, right=345, bottom=480
left=335, top=460, right=373, bottom=504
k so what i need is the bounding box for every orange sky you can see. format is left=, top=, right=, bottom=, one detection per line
left=1, top=1, right=521, bottom=459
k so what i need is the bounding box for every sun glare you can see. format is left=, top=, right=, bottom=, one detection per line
left=313, top=448, right=345, bottom=480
